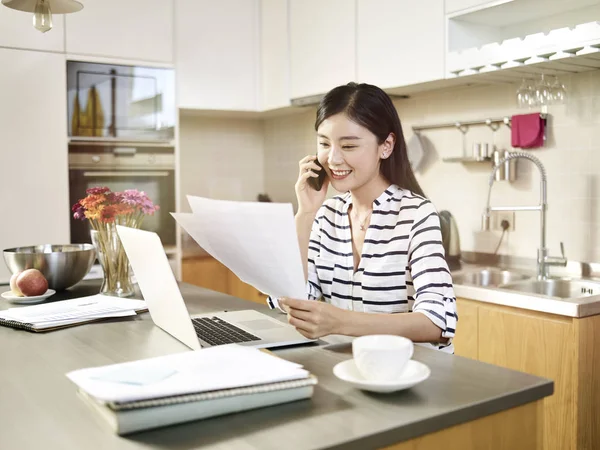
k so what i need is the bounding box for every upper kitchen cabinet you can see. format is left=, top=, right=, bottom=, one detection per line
left=65, top=0, right=174, bottom=63
left=0, top=48, right=69, bottom=284
left=0, top=7, right=64, bottom=52
left=176, top=0, right=259, bottom=111
left=446, top=0, right=600, bottom=76
left=357, top=0, right=445, bottom=88
left=445, top=0, right=498, bottom=14
left=261, top=0, right=290, bottom=110
left=289, top=0, right=356, bottom=99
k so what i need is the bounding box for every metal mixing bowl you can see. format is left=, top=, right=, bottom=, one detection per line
left=3, top=244, right=96, bottom=291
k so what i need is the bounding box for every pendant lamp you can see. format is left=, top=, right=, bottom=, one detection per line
left=2, top=0, right=83, bottom=33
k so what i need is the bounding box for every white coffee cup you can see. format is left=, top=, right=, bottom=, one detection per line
left=352, top=335, right=414, bottom=382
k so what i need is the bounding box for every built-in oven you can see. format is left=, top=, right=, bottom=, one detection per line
left=68, top=147, right=176, bottom=251
left=67, top=60, right=177, bottom=255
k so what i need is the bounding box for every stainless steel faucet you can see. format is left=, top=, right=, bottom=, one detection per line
left=481, top=151, right=567, bottom=280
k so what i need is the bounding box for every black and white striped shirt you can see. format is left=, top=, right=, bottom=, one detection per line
left=307, top=184, right=457, bottom=353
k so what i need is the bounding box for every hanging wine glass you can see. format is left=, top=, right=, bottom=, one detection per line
left=535, top=74, right=552, bottom=106
left=517, top=79, right=535, bottom=109
left=550, top=76, right=567, bottom=105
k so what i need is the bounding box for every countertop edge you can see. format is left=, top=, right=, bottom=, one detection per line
left=325, top=380, right=554, bottom=450
left=453, top=283, right=600, bottom=318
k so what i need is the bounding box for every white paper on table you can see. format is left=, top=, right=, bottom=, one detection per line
left=6, top=310, right=138, bottom=330
left=171, top=196, right=307, bottom=300
left=0, top=295, right=146, bottom=326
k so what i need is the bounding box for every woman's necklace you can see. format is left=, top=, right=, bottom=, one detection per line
left=353, top=210, right=372, bottom=231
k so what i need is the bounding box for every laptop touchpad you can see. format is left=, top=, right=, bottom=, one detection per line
left=237, top=319, right=283, bottom=331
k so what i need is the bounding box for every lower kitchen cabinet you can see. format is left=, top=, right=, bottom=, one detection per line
left=181, top=256, right=229, bottom=294
left=453, top=298, right=479, bottom=360
left=181, top=256, right=268, bottom=305
left=226, top=270, right=269, bottom=305
left=455, top=298, right=600, bottom=450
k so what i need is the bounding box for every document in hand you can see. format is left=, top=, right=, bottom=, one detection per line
left=171, top=196, right=307, bottom=300
left=67, top=344, right=317, bottom=434
left=0, top=295, right=147, bottom=332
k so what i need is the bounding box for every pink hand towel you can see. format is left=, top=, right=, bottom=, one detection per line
left=511, top=113, right=545, bottom=149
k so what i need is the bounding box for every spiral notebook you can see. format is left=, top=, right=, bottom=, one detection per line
left=0, top=295, right=147, bottom=332
left=78, top=375, right=317, bottom=435
left=67, top=344, right=317, bottom=434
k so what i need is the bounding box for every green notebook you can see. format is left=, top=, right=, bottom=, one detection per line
left=78, top=375, right=318, bottom=435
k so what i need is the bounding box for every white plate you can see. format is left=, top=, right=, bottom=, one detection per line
left=1, top=289, right=56, bottom=304
left=333, top=358, right=430, bottom=393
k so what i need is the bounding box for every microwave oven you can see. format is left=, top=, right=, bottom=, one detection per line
left=67, top=60, right=175, bottom=142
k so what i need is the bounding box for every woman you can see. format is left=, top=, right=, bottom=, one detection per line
left=278, top=82, right=457, bottom=353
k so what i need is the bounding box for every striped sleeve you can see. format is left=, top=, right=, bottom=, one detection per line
left=408, top=201, right=457, bottom=339
left=306, top=207, right=324, bottom=301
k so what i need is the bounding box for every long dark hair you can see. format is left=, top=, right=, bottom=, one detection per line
left=315, top=82, right=425, bottom=197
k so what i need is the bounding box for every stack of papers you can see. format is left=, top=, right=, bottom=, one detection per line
left=0, top=295, right=147, bottom=331
left=171, top=195, right=307, bottom=300
left=67, top=344, right=310, bottom=403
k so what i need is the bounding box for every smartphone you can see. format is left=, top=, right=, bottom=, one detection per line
left=307, top=157, right=327, bottom=191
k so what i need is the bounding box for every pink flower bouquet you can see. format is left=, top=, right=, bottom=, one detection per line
left=72, top=187, right=160, bottom=297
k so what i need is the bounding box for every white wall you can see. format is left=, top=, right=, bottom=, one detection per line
left=262, top=71, right=600, bottom=264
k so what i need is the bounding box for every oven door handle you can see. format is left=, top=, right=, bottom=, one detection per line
left=83, top=171, right=170, bottom=177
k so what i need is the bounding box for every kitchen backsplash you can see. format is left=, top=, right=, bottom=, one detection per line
left=395, top=73, right=599, bottom=264
left=263, top=71, right=600, bottom=264
left=179, top=114, right=265, bottom=213
left=181, top=71, right=600, bottom=263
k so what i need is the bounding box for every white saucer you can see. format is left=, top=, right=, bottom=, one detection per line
left=1, top=289, right=56, bottom=304
left=333, top=358, right=430, bottom=393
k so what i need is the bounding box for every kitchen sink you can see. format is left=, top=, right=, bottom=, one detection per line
left=452, top=267, right=531, bottom=288
left=500, top=278, right=600, bottom=299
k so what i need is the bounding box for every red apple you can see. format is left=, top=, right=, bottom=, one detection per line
left=9, top=271, right=23, bottom=297
left=16, top=269, right=48, bottom=297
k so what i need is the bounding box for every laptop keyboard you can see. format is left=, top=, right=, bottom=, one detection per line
left=191, top=316, right=261, bottom=346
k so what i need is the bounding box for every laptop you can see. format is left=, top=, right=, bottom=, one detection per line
left=116, top=225, right=315, bottom=350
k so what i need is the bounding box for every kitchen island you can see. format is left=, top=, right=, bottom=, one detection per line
left=0, top=281, right=552, bottom=450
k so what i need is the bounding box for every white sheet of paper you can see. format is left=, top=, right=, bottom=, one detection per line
left=29, top=310, right=138, bottom=329
left=171, top=196, right=307, bottom=300
left=0, top=295, right=146, bottom=326
left=90, top=365, right=178, bottom=386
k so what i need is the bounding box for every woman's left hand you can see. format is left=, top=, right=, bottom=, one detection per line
left=278, top=298, right=347, bottom=339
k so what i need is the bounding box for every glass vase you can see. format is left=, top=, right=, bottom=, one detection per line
left=90, top=223, right=135, bottom=298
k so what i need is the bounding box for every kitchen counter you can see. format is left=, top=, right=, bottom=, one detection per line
left=450, top=257, right=600, bottom=450
left=451, top=254, right=600, bottom=318
left=452, top=276, right=600, bottom=318
left=180, top=255, right=600, bottom=317
left=0, top=281, right=552, bottom=450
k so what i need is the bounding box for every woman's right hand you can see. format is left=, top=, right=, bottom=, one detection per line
left=295, top=155, right=329, bottom=215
